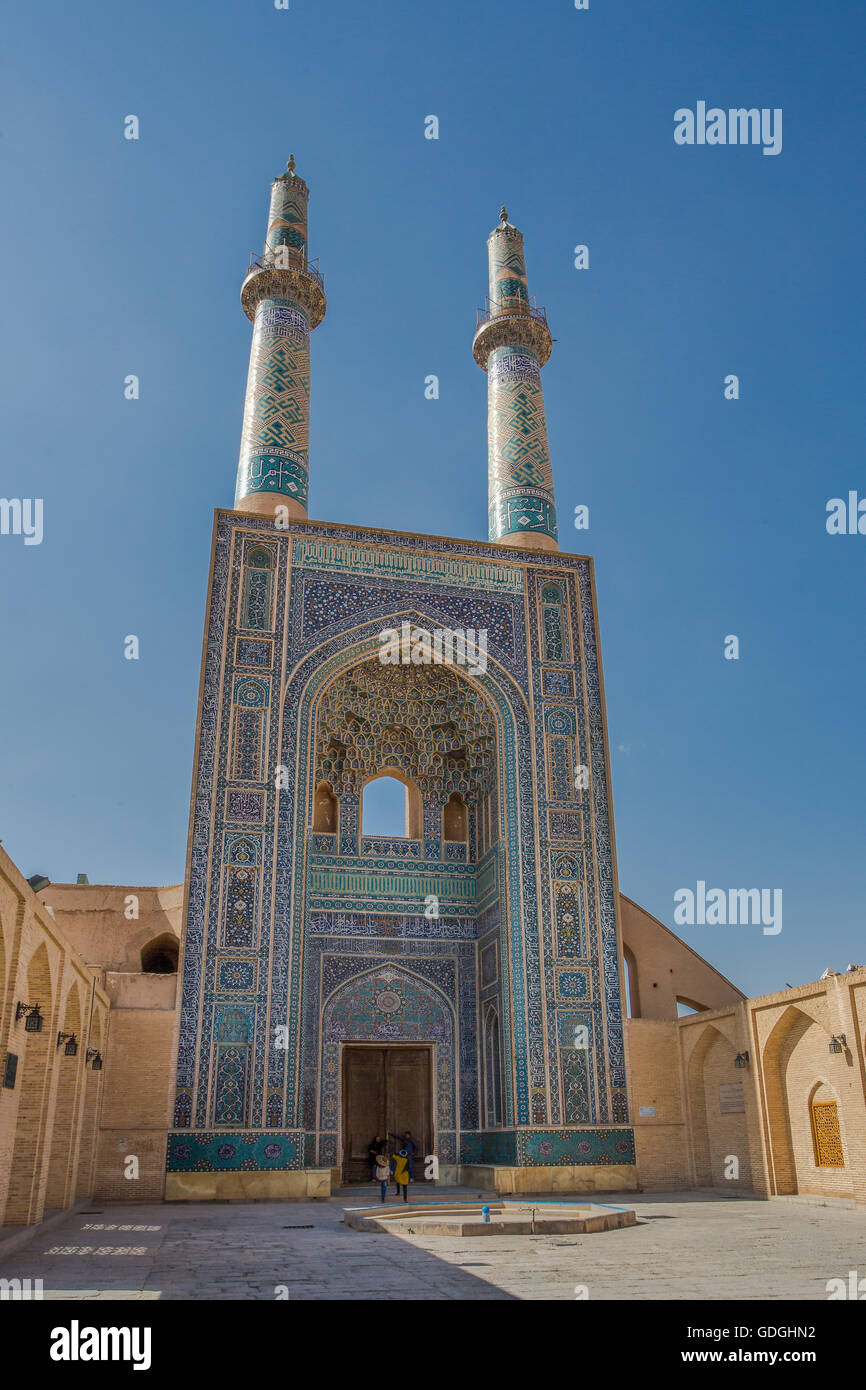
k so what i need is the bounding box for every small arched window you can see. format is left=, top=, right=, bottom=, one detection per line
left=141, top=933, right=179, bottom=974
left=622, top=945, right=639, bottom=1019
left=361, top=773, right=422, bottom=840
left=362, top=775, right=408, bottom=837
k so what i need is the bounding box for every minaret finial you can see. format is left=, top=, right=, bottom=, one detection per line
left=287, top=154, right=296, bottom=176
left=472, top=210, right=558, bottom=551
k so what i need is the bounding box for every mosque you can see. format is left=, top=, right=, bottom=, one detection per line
left=1, top=163, right=863, bottom=1223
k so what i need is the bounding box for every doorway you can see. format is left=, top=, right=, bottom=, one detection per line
left=341, top=1044, right=432, bottom=1184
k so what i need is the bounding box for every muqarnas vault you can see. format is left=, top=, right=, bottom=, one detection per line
left=167, top=164, right=635, bottom=1197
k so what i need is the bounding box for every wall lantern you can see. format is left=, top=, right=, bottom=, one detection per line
left=15, top=1002, right=43, bottom=1032
left=86, top=1048, right=103, bottom=1071
left=829, top=1034, right=847, bottom=1055
left=57, top=1032, right=78, bottom=1056
left=734, top=1051, right=750, bottom=1069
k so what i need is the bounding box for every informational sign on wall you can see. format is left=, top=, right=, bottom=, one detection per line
left=719, top=1082, right=745, bottom=1114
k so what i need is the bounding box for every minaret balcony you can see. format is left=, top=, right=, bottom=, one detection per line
left=241, top=251, right=327, bottom=327
left=473, top=296, right=553, bottom=369
left=475, top=293, right=548, bottom=329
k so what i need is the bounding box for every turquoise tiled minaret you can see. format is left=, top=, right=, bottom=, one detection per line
left=473, top=207, right=558, bottom=551
left=234, top=157, right=327, bottom=519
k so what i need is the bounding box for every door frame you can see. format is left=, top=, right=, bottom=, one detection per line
left=339, top=1041, right=436, bottom=1181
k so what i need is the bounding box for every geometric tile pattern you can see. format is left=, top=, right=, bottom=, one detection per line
left=459, top=1128, right=635, bottom=1166
left=166, top=1131, right=303, bottom=1172
left=235, top=298, right=311, bottom=506
left=541, top=585, right=567, bottom=661
left=488, top=224, right=529, bottom=309
left=265, top=177, right=307, bottom=261
left=487, top=346, right=557, bottom=543
left=556, top=969, right=589, bottom=1000
left=488, top=350, right=552, bottom=487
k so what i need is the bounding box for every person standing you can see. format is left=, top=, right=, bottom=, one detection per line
left=374, top=1150, right=391, bottom=1203
left=390, top=1129, right=418, bottom=1182
left=391, top=1148, right=410, bottom=1203
left=368, top=1134, right=385, bottom=1182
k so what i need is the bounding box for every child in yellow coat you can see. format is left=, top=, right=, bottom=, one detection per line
left=391, top=1149, right=410, bottom=1203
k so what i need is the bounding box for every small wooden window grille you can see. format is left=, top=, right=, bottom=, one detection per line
left=811, top=1100, right=844, bottom=1167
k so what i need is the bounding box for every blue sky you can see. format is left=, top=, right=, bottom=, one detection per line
left=1, top=0, right=863, bottom=998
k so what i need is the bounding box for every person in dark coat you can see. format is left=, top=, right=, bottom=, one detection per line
left=368, top=1134, right=385, bottom=1182
left=389, top=1130, right=418, bottom=1181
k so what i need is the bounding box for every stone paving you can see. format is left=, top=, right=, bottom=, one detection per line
left=0, top=1187, right=864, bottom=1300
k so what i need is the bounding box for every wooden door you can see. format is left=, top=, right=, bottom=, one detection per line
left=341, top=1046, right=431, bottom=1183
left=343, top=1047, right=386, bottom=1183
left=386, top=1048, right=431, bottom=1161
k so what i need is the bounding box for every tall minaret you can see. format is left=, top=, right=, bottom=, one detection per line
left=473, top=207, right=558, bottom=551
left=234, top=157, right=327, bottom=518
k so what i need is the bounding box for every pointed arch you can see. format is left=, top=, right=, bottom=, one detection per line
left=141, top=933, right=179, bottom=973
left=483, top=1004, right=503, bottom=1127
left=806, top=1078, right=844, bottom=1169
left=686, top=1023, right=728, bottom=1185
left=319, top=964, right=457, bottom=1153
left=212, top=1005, right=253, bottom=1128
left=313, top=780, right=338, bottom=833
left=5, top=943, right=55, bottom=1224
left=622, top=943, right=639, bottom=1019
left=443, top=791, right=468, bottom=843
left=282, top=613, right=538, bottom=1131
left=762, top=1004, right=816, bottom=1195
left=75, top=1006, right=105, bottom=1200
left=44, top=981, right=85, bottom=1210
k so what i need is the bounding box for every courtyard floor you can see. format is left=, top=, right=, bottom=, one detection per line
left=1, top=1186, right=864, bottom=1300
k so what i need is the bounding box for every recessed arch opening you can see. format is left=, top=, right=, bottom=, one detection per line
left=141, top=933, right=179, bottom=974
left=313, top=781, right=338, bottom=834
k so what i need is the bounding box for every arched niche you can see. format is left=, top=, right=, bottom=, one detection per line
left=685, top=1023, right=749, bottom=1188
left=483, top=1005, right=503, bottom=1127
left=622, top=944, right=640, bottom=1019
left=45, top=982, right=84, bottom=1210
left=5, top=943, right=54, bottom=1224
left=141, top=933, right=179, bottom=974
left=762, top=1005, right=814, bottom=1196
left=443, top=791, right=468, bottom=843
left=313, top=781, right=338, bottom=834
